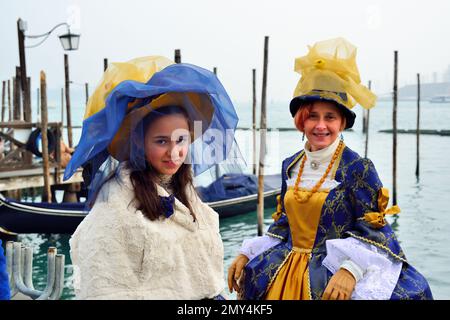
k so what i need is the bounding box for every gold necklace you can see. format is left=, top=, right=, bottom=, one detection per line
left=293, top=140, right=343, bottom=204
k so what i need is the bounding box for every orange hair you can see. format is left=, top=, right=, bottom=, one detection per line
left=294, top=103, right=313, bottom=132
left=294, top=102, right=347, bottom=132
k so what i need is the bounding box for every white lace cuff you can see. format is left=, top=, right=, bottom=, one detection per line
left=340, top=259, right=364, bottom=282
left=239, top=235, right=282, bottom=261
left=322, top=237, right=402, bottom=300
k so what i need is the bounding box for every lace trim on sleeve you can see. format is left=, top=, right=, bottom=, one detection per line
left=239, top=235, right=282, bottom=261
left=322, top=237, right=402, bottom=300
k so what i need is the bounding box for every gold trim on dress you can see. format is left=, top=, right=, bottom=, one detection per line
left=266, top=232, right=285, bottom=241
left=264, top=250, right=293, bottom=296
left=331, top=142, right=345, bottom=179
left=346, top=231, right=407, bottom=263
left=307, top=252, right=313, bottom=300
left=285, top=151, right=305, bottom=179
left=292, top=247, right=312, bottom=253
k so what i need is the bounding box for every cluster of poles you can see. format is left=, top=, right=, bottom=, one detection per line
left=360, top=51, right=424, bottom=207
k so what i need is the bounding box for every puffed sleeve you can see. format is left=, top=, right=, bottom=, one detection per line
left=266, top=158, right=291, bottom=242
left=346, top=158, right=406, bottom=263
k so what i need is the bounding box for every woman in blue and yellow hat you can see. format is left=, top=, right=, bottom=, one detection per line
left=228, top=38, right=433, bottom=300
left=66, top=56, right=240, bottom=299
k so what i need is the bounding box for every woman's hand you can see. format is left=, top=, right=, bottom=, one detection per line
left=227, top=254, right=249, bottom=293
left=322, top=268, right=356, bottom=300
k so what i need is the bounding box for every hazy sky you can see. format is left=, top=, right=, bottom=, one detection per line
left=2, top=0, right=450, bottom=104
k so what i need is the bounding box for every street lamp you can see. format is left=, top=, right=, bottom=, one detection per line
left=58, top=31, right=80, bottom=51
left=19, top=19, right=81, bottom=51
left=16, top=18, right=81, bottom=150
left=16, top=18, right=81, bottom=123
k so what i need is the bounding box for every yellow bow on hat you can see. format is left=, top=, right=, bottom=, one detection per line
left=293, top=37, right=377, bottom=110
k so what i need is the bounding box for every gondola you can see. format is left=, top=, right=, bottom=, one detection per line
left=0, top=173, right=281, bottom=235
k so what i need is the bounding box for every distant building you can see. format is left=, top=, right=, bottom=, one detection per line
left=379, top=82, right=450, bottom=101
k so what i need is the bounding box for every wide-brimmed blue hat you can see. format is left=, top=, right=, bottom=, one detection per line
left=64, top=60, right=240, bottom=182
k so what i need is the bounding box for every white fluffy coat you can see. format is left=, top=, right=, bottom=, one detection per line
left=70, top=168, right=225, bottom=299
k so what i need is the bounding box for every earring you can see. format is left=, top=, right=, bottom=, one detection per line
left=340, top=133, right=344, bottom=141
left=302, top=132, right=305, bottom=142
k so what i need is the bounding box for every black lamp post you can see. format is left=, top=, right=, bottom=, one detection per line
left=16, top=18, right=81, bottom=123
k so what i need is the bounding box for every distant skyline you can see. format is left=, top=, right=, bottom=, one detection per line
left=2, top=0, right=450, bottom=106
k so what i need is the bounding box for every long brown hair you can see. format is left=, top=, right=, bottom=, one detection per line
left=127, top=105, right=196, bottom=221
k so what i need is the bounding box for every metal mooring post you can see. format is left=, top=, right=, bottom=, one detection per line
left=6, top=241, right=65, bottom=300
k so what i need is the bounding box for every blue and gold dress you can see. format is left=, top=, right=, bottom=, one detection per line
left=242, top=141, right=433, bottom=300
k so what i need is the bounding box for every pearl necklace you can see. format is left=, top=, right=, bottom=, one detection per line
left=293, top=140, right=343, bottom=204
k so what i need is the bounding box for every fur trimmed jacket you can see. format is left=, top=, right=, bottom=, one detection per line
left=70, top=167, right=225, bottom=299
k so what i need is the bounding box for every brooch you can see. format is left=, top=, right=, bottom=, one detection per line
left=310, top=160, right=320, bottom=170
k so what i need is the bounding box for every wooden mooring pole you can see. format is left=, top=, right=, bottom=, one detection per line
left=364, top=80, right=371, bottom=158
left=7, top=79, right=11, bottom=122
left=1, top=81, right=5, bottom=123
left=25, top=77, right=31, bottom=122
left=61, top=88, right=64, bottom=125
left=36, top=88, right=40, bottom=124
left=40, top=71, right=51, bottom=203
left=174, top=49, right=181, bottom=64
left=85, top=83, right=89, bottom=105
left=257, top=36, right=269, bottom=236
left=13, top=68, right=21, bottom=121
left=64, top=54, right=73, bottom=148
left=416, top=73, right=421, bottom=179
left=212, top=66, right=220, bottom=180
left=392, top=51, right=398, bottom=205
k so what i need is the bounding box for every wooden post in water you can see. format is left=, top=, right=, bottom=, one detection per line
left=252, top=68, right=257, bottom=175
left=24, top=77, right=31, bottom=122
left=257, top=36, right=269, bottom=236
left=14, top=67, right=21, bottom=120
left=212, top=67, right=220, bottom=180
left=104, top=58, right=108, bottom=72
left=392, top=51, right=398, bottom=205
left=85, top=83, right=89, bottom=105
left=1, top=81, right=5, bottom=123
left=174, top=49, right=181, bottom=64
left=40, top=71, right=51, bottom=203
left=64, top=54, right=73, bottom=148
left=36, top=88, right=40, bottom=124
left=364, top=80, right=371, bottom=158
left=7, top=80, right=11, bottom=121
left=362, top=109, right=367, bottom=134
left=23, top=77, right=33, bottom=164
left=61, top=88, right=64, bottom=125
left=416, top=73, right=421, bottom=178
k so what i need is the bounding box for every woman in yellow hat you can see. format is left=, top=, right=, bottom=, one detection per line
left=66, top=56, right=240, bottom=299
left=227, top=38, right=433, bottom=300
